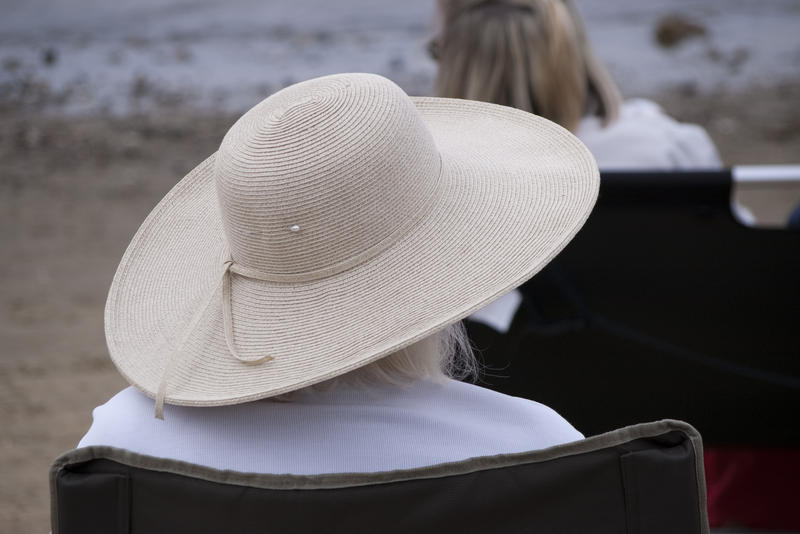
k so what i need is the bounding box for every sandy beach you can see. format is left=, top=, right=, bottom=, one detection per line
left=2, top=0, right=799, bottom=531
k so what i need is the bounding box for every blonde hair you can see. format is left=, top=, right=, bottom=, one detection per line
left=273, top=322, right=477, bottom=399
left=433, top=0, right=622, bottom=132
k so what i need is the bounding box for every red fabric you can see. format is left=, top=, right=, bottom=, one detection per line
left=704, top=447, right=800, bottom=530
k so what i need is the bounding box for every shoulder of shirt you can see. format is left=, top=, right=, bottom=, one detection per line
left=577, top=98, right=721, bottom=169
left=435, top=380, right=584, bottom=437
left=97, top=386, right=153, bottom=414
left=78, top=387, right=153, bottom=446
left=442, top=379, right=562, bottom=412
left=97, top=381, right=575, bottom=424
left=80, top=381, right=584, bottom=448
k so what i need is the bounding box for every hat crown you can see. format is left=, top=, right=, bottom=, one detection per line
left=214, top=73, right=441, bottom=277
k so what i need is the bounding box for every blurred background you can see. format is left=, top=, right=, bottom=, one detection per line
left=1, top=0, right=798, bottom=531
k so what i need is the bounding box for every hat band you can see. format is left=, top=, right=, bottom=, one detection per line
left=225, top=154, right=444, bottom=284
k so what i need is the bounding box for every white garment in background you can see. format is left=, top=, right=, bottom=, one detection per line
left=78, top=379, right=583, bottom=475
left=469, top=99, right=722, bottom=331
left=576, top=98, right=722, bottom=170
left=468, top=289, right=522, bottom=333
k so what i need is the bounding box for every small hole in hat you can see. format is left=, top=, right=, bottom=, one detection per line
left=289, top=225, right=300, bottom=232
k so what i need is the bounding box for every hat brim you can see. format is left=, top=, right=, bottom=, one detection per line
left=105, top=97, right=599, bottom=407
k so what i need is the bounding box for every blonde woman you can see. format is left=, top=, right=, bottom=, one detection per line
left=433, top=0, right=721, bottom=169
left=77, top=73, right=598, bottom=475
left=436, top=0, right=722, bottom=332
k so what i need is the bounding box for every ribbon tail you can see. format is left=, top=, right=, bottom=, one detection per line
left=155, top=385, right=167, bottom=420
left=153, top=262, right=232, bottom=419
left=223, top=262, right=275, bottom=365
left=154, top=258, right=275, bottom=419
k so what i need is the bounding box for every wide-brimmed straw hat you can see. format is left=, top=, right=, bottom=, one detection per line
left=105, top=73, right=598, bottom=417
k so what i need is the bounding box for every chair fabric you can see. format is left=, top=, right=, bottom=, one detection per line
left=51, top=419, right=708, bottom=534
left=469, top=171, right=800, bottom=444
left=464, top=170, right=800, bottom=531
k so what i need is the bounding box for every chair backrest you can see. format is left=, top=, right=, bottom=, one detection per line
left=469, top=170, right=800, bottom=445
left=51, top=420, right=707, bottom=534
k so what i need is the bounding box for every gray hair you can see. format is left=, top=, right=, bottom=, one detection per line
left=273, top=322, right=477, bottom=399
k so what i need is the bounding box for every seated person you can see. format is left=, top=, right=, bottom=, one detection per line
left=430, top=0, right=722, bottom=330
left=78, top=72, right=599, bottom=474
left=432, top=0, right=722, bottom=170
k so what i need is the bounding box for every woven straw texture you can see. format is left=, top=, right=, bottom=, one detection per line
left=105, top=73, right=599, bottom=407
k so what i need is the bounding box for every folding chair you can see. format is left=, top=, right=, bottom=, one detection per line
left=51, top=420, right=707, bottom=534
left=466, top=167, right=800, bottom=529
left=468, top=168, right=800, bottom=443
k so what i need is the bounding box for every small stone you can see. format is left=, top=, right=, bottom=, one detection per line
left=42, top=47, right=58, bottom=66
left=654, top=15, right=706, bottom=49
